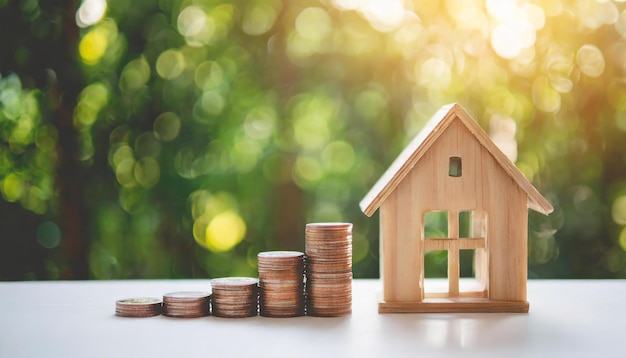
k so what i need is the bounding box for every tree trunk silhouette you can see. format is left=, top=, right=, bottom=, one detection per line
left=0, top=0, right=90, bottom=279
left=0, top=0, right=89, bottom=279
left=53, top=0, right=90, bottom=279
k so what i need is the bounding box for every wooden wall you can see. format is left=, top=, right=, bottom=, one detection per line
left=380, top=119, right=528, bottom=303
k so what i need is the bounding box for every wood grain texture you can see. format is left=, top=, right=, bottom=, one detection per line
left=448, top=211, right=459, bottom=296
left=362, top=103, right=551, bottom=313
left=359, top=103, right=553, bottom=217
left=423, top=238, right=485, bottom=250
left=424, top=290, right=487, bottom=299
left=379, top=299, right=529, bottom=313
left=381, top=186, right=423, bottom=302
left=473, top=210, right=489, bottom=292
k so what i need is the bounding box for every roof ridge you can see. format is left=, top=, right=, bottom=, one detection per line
left=359, top=103, right=553, bottom=217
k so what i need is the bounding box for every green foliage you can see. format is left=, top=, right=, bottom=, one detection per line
left=2, top=0, right=626, bottom=280
left=0, top=74, right=52, bottom=214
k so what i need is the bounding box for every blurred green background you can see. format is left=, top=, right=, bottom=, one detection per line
left=1, top=0, right=626, bottom=280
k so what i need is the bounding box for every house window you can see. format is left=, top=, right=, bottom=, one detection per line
left=422, top=209, right=488, bottom=298
left=423, top=211, right=448, bottom=239
left=459, top=249, right=476, bottom=278
left=449, top=156, right=462, bottom=177
left=423, top=211, right=450, bottom=294
left=458, top=210, right=487, bottom=238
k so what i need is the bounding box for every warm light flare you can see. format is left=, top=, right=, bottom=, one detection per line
left=78, top=28, right=108, bottom=64
left=76, top=0, right=107, bottom=28
left=333, top=0, right=405, bottom=32
left=487, top=0, right=545, bottom=59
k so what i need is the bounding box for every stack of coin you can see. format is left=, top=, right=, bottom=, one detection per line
left=115, top=297, right=162, bottom=317
left=211, top=277, right=259, bottom=318
left=305, top=222, right=353, bottom=317
left=258, top=251, right=306, bottom=317
left=162, top=291, right=211, bottom=318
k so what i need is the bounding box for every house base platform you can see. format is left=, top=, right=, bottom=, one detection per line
left=379, top=298, right=529, bottom=313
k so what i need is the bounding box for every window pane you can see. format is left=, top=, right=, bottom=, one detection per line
left=449, top=156, right=462, bottom=177
left=423, top=211, right=448, bottom=238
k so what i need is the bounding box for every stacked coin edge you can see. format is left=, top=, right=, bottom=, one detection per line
left=115, top=297, right=163, bottom=317
left=162, top=291, right=211, bottom=318
left=258, top=251, right=306, bottom=318
left=305, top=222, right=353, bottom=317
left=211, top=277, right=259, bottom=318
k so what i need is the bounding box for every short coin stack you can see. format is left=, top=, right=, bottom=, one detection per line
left=257, top=251, right=306, bottom=317
left=305, top=223, right=353, bottom=317
left=162, top=291, right=211, bottom=318
left=211, top=277, right=259, bottom=318
left=115, top=297, right=162, bottom=317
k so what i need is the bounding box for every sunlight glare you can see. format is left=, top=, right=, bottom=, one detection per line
left=524, top=4, right=545, bottom=30
left=547, top=54, right=575, bottom=93
left=361, top=0, right=405, bottom=32
left=76, top=0, right=107, bottom=28
left=79, top=28, right=108, bottom=64
left=418, top=58, right=452, bottom=89
left=577, top=44, right=606, bottom=77
left=532, top=76, right=561, bottom=113
left=486, top=0, right=544, bottom=59
left=295, top=7, right=332, bottom=40
left=156, top=49, right=185, bottom=79
left=491, top=24, right=525, bottom=59
left=490, top=115, right=517, bottom=162
left=333, top=0, right=405, bottom=33
left=446, top=0, right=488, bottom=31
left=205, top=211, right=246, bottom=252
left=177, top=6, right=216, bottom=46
left=332, top=0, right=360, bottom=11
left=485, top=0, right=517, bottom=21
left=177, top=6, right=206, bottom=37
left=578, top=0, right=619, bottom=30
left=242, top=3, right=279, bottom=36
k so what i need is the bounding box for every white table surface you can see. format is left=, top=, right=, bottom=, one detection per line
left=0, top=279, right=624, bottom=357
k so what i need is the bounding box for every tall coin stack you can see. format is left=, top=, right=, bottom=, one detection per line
left=305, top=223, right=353, bottom=317
left=257, top=251, right=306, bottom=317
left=162, top=291, right=210, bottom=318
left=210, top=277, right=259, bottom=318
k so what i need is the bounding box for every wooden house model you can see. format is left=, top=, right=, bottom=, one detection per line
left=360, top=103, right=553, bottom=313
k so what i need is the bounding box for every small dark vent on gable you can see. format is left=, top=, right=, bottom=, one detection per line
left=449, top=156, right=462, bottom=177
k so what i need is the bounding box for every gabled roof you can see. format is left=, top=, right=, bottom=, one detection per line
left=359, top=103, right=554, bottom=217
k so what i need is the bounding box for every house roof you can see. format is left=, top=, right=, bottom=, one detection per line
left=359, top=103, right=554, bottom=217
